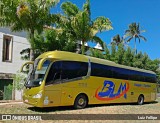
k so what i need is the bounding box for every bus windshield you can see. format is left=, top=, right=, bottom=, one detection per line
left=25, top=59, right=51, bottom=88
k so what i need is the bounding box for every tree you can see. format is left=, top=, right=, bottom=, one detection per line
left=124, top=22, right=147, bottom=53
left=61, top=0, right=112, bottom=54
left=115, top=43, right=125, bottom=64
left=104, top=44, right=111, bottom=60
left=0, top=0, right=59, bottom=60
left=132, top=51, right=144, bottom=68
left=123, top=47, right=135, bottom=66
left=20, top=29, right=77, bottom=60
left=111, top=34, right=124, bottom=46
left=141, top=53, right=150, bottom=69
left=89, top=48, right=104, bottom=59
left=145, top=59, right=160, bottom=73
left=110, top=43, right=116, bottom=61
left=34, top=29, right=77, bottom=52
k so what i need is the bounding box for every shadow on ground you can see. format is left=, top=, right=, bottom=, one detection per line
left=27, top=100, right=159, bottom=113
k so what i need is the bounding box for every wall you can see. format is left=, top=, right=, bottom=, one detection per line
left=0, top=28, right=30, bottom=100
left=0, top=33, right=30, bottom=74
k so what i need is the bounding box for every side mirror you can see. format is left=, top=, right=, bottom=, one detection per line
left=20, top=61, right=34, bottom=72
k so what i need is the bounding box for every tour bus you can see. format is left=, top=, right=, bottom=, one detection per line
left=21, top=51, right=157, bottom=109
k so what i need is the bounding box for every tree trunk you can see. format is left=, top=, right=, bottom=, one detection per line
left=30, top=49, right=34, bottom=61
left=135, top=38, right=137, bottom=54
left=29, top=30, right=35, bottom=71
left=29, top=30, right=35, bottom=61
left=81, top=40, right=85, bottom=55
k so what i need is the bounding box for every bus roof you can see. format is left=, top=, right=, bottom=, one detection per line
left=37, top=50, right=88, bottom=62
left=37, top=51, right=156, bottom=75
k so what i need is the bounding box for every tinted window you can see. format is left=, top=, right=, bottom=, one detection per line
left=112, top=67, right=130, bottom=80
left=91, top=63, right=112, bottom=78
left=144, top=73, right=156, bottom=83
left=129, top=70, right=145, bottom=82
left=61, top=61, right=88, bottom=80
left=46, top=61, right=61, bottom=85
left=91, top=62, right=156, bottom=83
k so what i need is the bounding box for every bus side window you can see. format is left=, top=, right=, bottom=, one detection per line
left=61, top=61, right=88, bottom=81
left=53, top=72, right=61, bottom=82
left=91, top=63, right=113, bottom=78
left=45, top=61, right=61, bottom=85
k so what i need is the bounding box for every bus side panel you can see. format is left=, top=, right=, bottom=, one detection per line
left=43, top=84, right=62, bottom=107
left=86, top=77, right=157, bottom=105
left=86, top=76, right=133, bottom=105
left=61, top=79, right=91, bottom=106
left=132, top=82, right=157, bottom=102
left=47, top=77, right=157, bottom=107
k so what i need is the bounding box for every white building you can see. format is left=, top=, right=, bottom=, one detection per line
left=94, top=43, right=103, bottom=50
left=0, top=27, right=30, bottom=100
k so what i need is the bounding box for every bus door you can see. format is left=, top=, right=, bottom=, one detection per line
left=43, top=61, right=62, bottom=106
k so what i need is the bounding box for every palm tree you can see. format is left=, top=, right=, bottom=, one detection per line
left=0, top=0, right=59, bottom=60
left=111, top=34, right=123, bottom=46
left=61, top=0, right=113, bottom=54
left=124, top=22, right=147, bottom=53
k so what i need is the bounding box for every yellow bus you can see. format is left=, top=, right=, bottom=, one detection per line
left=21, top=51, right=157, bottom=109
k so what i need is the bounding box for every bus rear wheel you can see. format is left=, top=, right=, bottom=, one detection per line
left=137, top=95, right=144, bottom=105
left=74, top=94, right=88, bottom=109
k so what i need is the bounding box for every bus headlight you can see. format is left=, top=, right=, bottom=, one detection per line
left=33, top=92, right=42, bottom=98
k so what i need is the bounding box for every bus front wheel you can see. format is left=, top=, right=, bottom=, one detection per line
left=74, top=94, right=88, bottom=109
left=137, top=95, right=144, bottom=105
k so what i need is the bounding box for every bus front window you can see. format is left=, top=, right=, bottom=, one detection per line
left=25, top=59, right=51, bottom=88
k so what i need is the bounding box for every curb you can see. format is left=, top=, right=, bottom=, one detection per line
left=0, top=102, right=23, bottom=106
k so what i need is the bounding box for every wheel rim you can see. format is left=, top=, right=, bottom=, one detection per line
left=78, top=98, right=85, bottom=105
left=139, top=96, right=143, bottom=104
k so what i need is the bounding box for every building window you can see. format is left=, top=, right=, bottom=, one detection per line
left=2, top=35, right=13, bottom=62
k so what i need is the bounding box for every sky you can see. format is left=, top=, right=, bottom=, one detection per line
left=51, top=0, right=160, bottom=60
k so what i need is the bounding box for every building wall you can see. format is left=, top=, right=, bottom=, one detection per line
left=0, top=28, right=30, bottom=101
left=0, top=30, right=30, bottom=74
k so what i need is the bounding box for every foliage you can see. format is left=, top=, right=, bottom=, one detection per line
left=89, top=43, right=160, bottom=79
left=60, top=0, right=112, bottom=54
left=13, top=71, right=26, bottom=90
left=34, top=29, right=77, bottom=53
left=123, top=47, right=135, bottom=66
left=111, top=34, right=124, bottom=46
left=104, top=44, right=111, bottom=60
left=132, top=51, right=144, bottom=69
left=110, top=43, right=116, bottom=61
left=124, top=22, right=147, bottom=53
left=6, top=84, right=13, bottom=92
left=89, top=48, right=104, bottom=59
left=3, top=84, right=13, bottom=100
left=115, top=43, right=125, bottom=64
left=0, top=0, right=59, bottom=60
left=20, top=29, right=77, bottom=60
left=20, top=48, right=30, bottom=60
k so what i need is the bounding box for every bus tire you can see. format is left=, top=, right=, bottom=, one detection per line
left=137, top=95, right=144, bottom=105
left=74, top=94, right=88, bottom=109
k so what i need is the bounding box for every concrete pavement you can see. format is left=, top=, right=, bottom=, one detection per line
left=0, top=101, right=23, bottom=106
